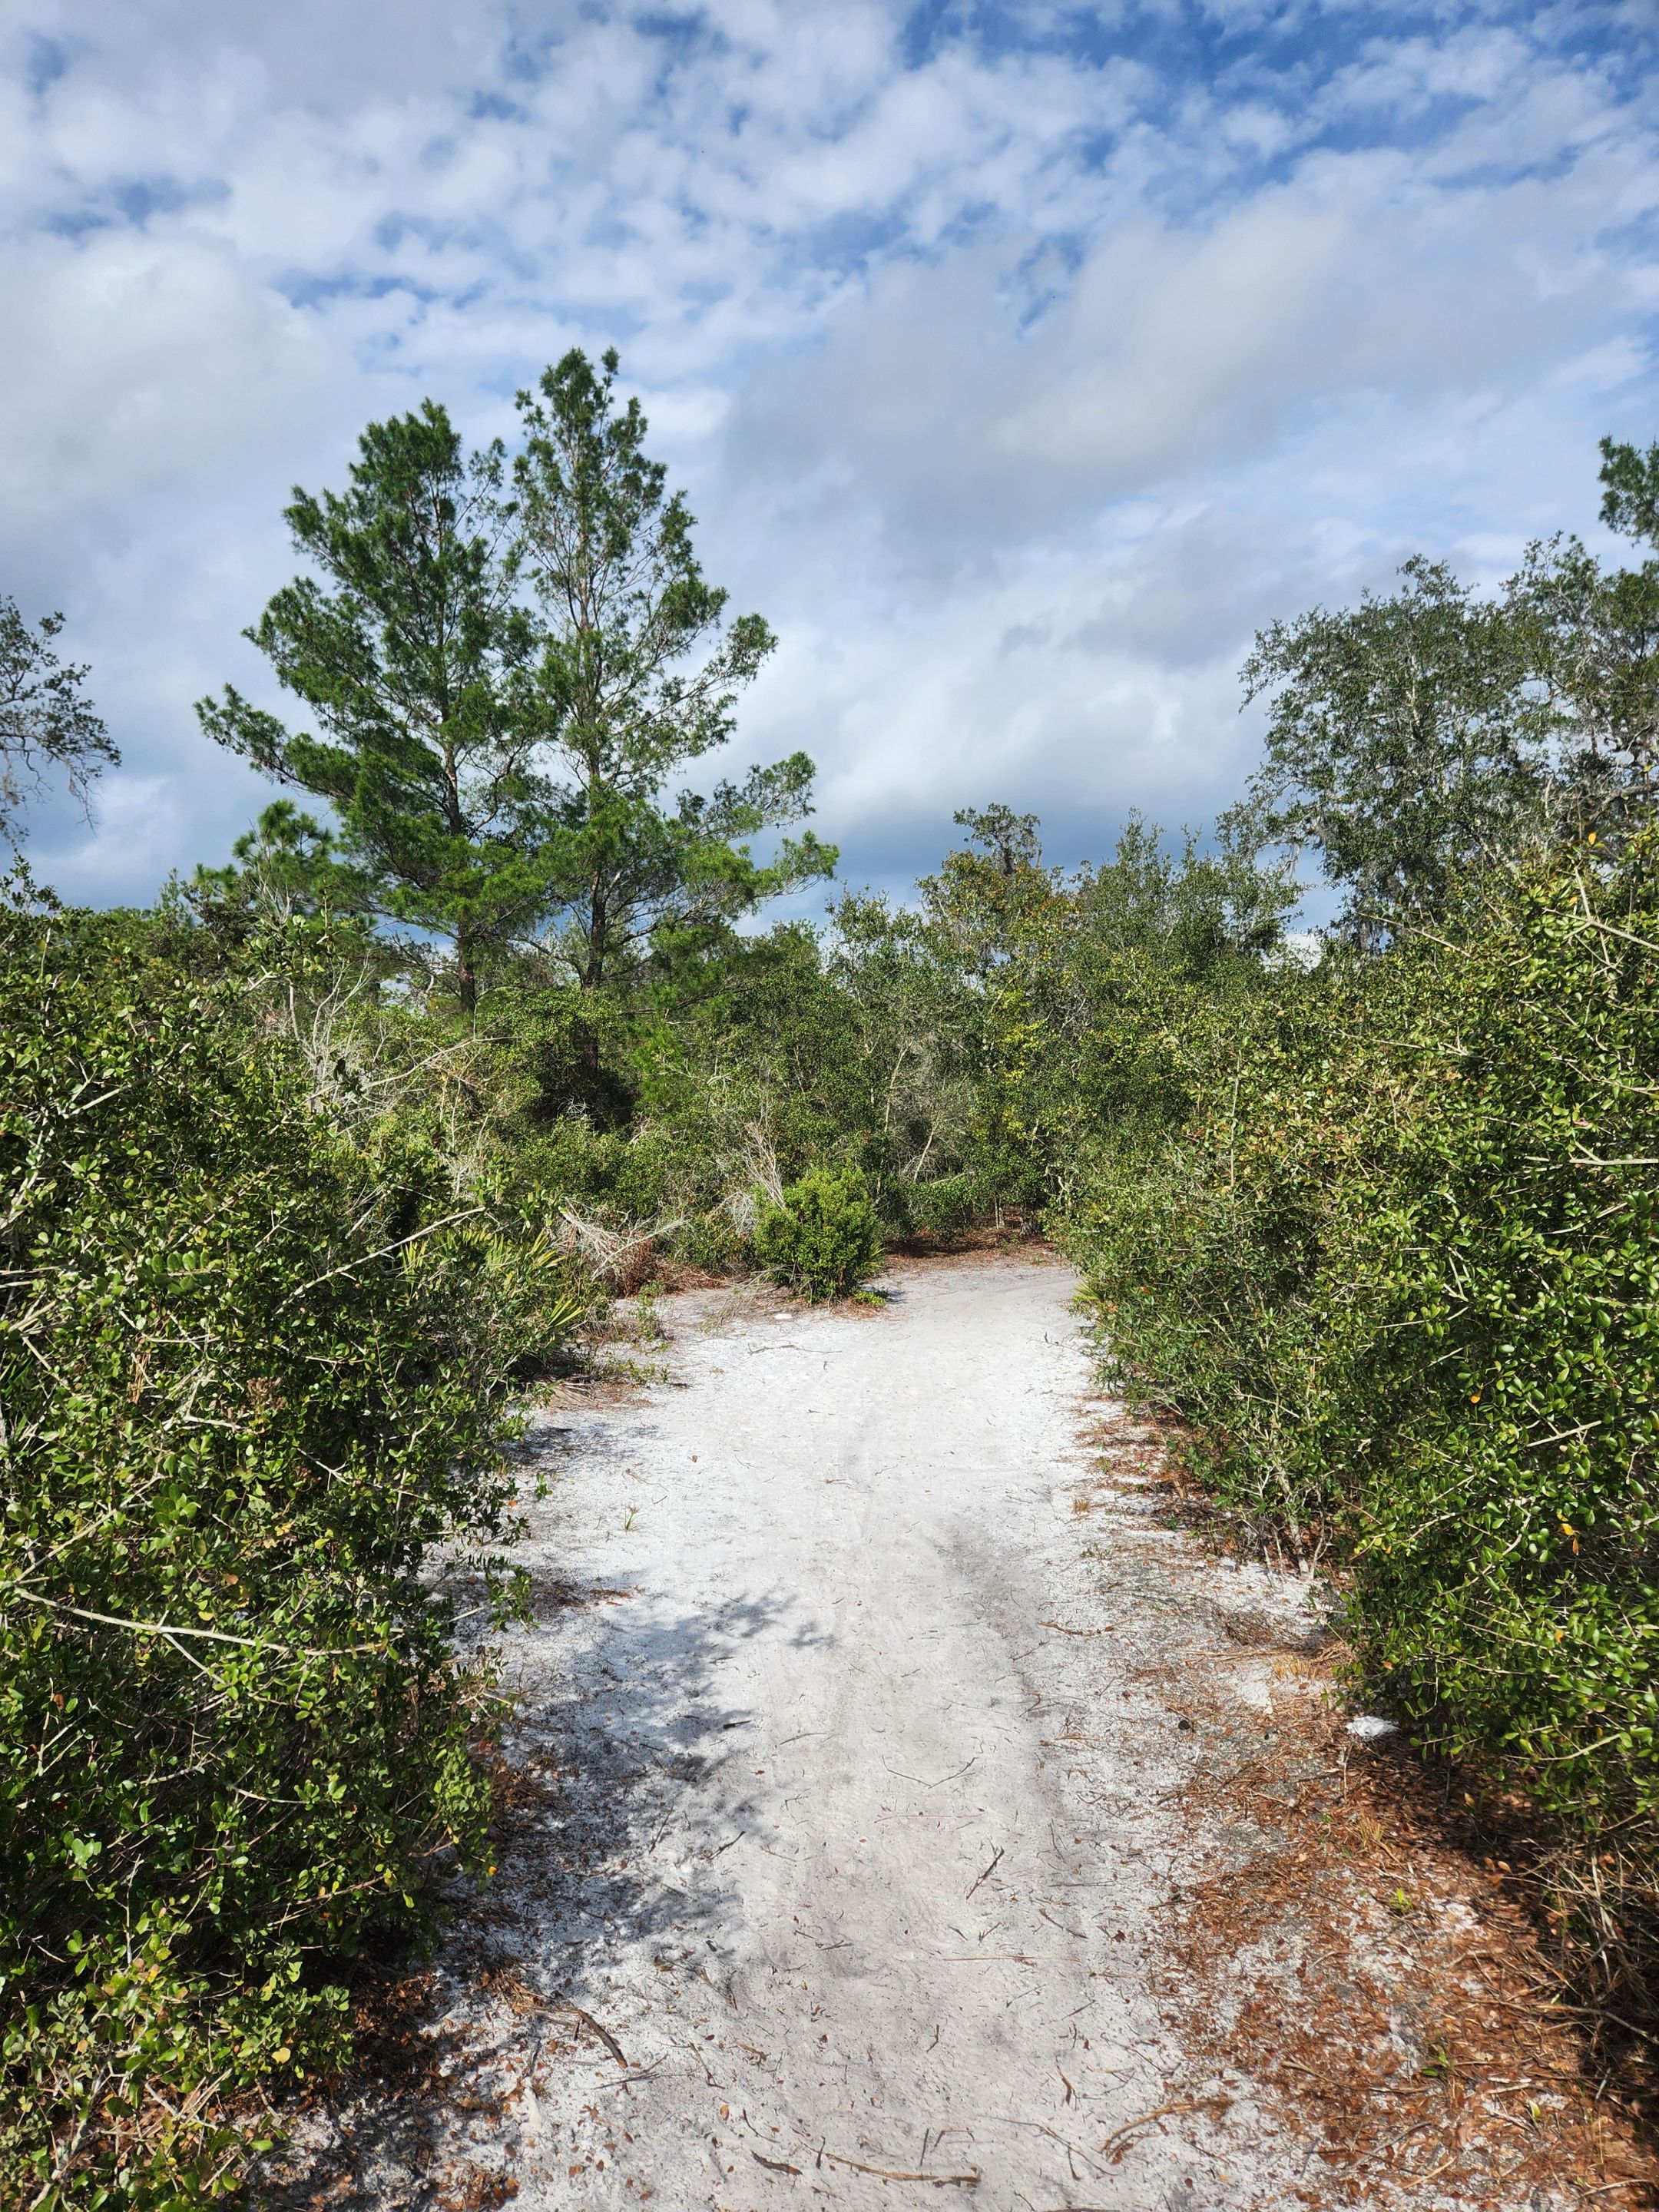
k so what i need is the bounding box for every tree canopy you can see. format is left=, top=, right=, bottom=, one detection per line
left=197, top=401, right=541, bottom=1008
left=200, top=353, right=833, bottom=1008
left=512, top=348, right=833, bottom=988
left=1234, top=556, right=1549, bottom=944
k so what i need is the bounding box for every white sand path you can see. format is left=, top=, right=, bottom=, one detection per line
left=286, top=1253, right=1359, bottom=2209
left=465, top=1254, right=1313, bottom=2208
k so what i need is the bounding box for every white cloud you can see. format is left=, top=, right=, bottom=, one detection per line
left=0, top=0, right=1654, bottom=902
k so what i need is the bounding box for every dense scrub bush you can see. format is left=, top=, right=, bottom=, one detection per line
left=621, top=913, right=992, bottom=1244
left=753, top=1165, right=883, bottom=1300
left=0, top=903, right=576, bottom=2207
left=1065, top=840, right=1659, bottom=1999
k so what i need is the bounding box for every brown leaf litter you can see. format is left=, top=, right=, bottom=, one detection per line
left=1088, top=1402, right=1659, bottom=2208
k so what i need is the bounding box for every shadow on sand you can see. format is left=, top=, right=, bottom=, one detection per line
left=256, top=1461, right=826, bottom=2209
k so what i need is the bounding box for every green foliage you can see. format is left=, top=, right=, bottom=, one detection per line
left=1512, top=531, right=1659, bottom=844
left=184, top=800, right=376, bottom=932
left=200, top=353, right=833, bottom=1008
left=1065, top=838, right=1659, bottom=1985
left=1598, top=431, right=1659, bottom=548
left=1235, top=555, right=1551, bottom=945
left=753, top=1165, right=883, bottom=1301
left=0, top=899, right=577, bottom=2207
left=197, top=402, right=539, bottom=1010
left=1343, top=859, right=1659, bottom=1819
left=912, top=812, right=1292, bottom=1218
left=18, top=401, right=1659, bottom=2167
left=1236, top=452, right=1659, bottom=934
left=512, top=348, right=834, bottom=988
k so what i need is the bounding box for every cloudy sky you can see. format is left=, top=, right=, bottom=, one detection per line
left=3, top=0, right=1657, bottom=909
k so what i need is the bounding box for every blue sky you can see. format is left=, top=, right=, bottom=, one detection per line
left=2, top=0, right=1657, bottom=908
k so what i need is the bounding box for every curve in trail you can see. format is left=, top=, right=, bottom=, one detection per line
left=274, top=1254, right=1608, bottom=2210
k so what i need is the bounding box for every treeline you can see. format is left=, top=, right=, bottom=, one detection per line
left=2, top=363, right=1657, bottom=2204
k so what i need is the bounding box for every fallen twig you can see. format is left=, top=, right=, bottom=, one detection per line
left=604, top=2056, right=667, bottom=2088
left=965, top=1845, right=1003, bottom=1900
left=551, top=2002, right=627, bottom=2068
left=1038, top=1906, right=1086, bottom=1941
left=1098, top=2095, right=1227, bottom=2162
left=940, top=1952, right=1080, bottom=1964
left=996, top=2114, right=1105, bottom=2177
left=820, top=2149, right=979, bottom=2186
left=886, top=1757, right=976, bottom=1789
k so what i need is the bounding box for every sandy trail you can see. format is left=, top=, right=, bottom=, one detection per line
left=424, top=1251, right=1312, bottom=2209
left=514, top=1252, right=1199, bottom=2206
left=278, top=1252, right=1588, bottom=2210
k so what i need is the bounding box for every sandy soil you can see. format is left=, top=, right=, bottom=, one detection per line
left=270, top=1253, right=1648, bottom=2211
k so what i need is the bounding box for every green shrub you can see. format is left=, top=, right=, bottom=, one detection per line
left=1065, top=839, right=1659, bottom=1998
left=903, top=1170, right=996, bottom=1240
left=0, top=904, right=576, bottom=2207
left=1065, top=964, right=1361, bottom=1550
left=753, top=1165, right=883, bottom=1300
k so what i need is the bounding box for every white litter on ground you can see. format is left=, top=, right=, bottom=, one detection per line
left=1346, top=1715, right=1399, bottom=1741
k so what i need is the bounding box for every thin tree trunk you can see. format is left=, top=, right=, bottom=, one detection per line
left=455, top=922, right=478, bottom=1018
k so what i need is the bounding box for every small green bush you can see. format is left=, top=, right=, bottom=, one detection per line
left=753, top=1165, right=883, bottom=1300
